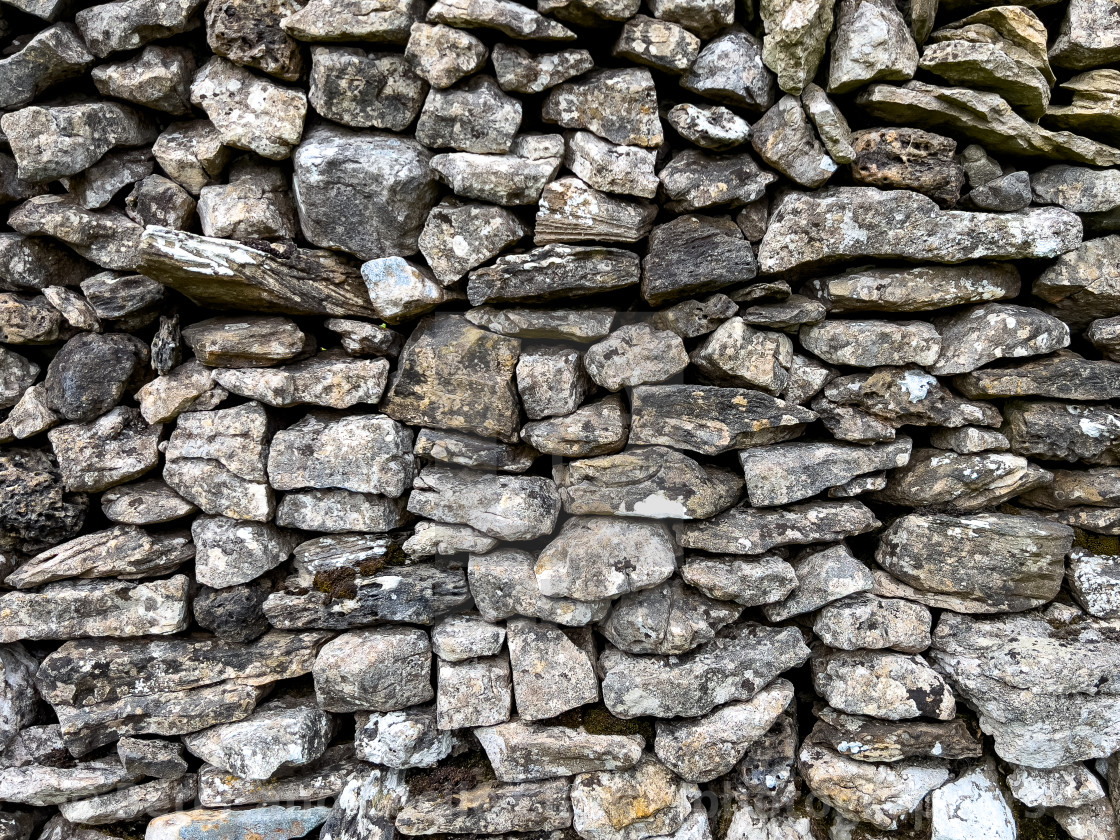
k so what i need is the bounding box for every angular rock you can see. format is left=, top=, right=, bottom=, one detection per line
left=812, top=649, right=955, bottom=720
left=820, top=367, right=1001, bottom=430
left=1035, top=235, right=1120, bottom=327
left=0, top=448, right=87, bottom=552
left=468, top=244, right=640, bottom=307
left=92, top=46, right=195, bottom=115
left=426, top=0, right=575, bottom=40
left=583, top=324, right=687, bottom=392
left=811, top=708, right=982, bottom=763
left=1067, top=549, right=1120, bottom=618
left=807, top=263, right=1021, bottom=312
left=522, top=396, right=630, bottom=458
left=1032, top=164, right=1120, bottom=215
left=931, top=303, right=1069, bottom=374
left=408, top=468, right=560, bottom=541
left=691, top=318, right=793, bottom=394
left=599, top=579, right=742, bottom=656
left=151, top=121, right=231, bottom=196
left=1008, top=763, right=1106, bottom=809
left=535, top=177, right=656, bottom=245
left=431, top=614, right=505, bottom=661
left=752, top=95, right=836, bottom=188
left=118, top=738, right=189, bottom=779
left=740, top=439, right=912, bottom=506
left=680, top=554, right=797, bottom=607
left=204, top=0, right=303, bottom=80
left=431, top=134, right=564, bottom=206
left=198, top=744, right=366, bottom=807
left=642, top=215, right=757, bottom=306
left=361, top=257, right=449, bottom=323
left=44, top=332, right=148, bottom=423
left=396, top=778, right=571, bottom=835
left=193, top=577, right=272, bottom=643
left=492, top=43, right=592, bottom=93
left=276, top=490, right=409, bottom=533
left=9, top=196, right=144, bottom=271
left=507, top=618, right=597, bottom=720
left=1002, top=400, right=1120, bottom=465
left=565, top=131, right=658, bottom=199
left=469, top=548, right=610, bottom=626
left=101, top=480, right=196, bottom=526
left=571, top=756, right=696, bottom=840
left=413, top=428, right=536, bottom=473
left=514, top=346, right=587, bottom=422
left=49, top=407, right=161, bottom=493
left=801, top=83, right=855, bottom=163
left=475, top=721, right=642, bottom=783
left=612, top=15, right=699, bottom=73
left=435, top=655, right=511, bottom=730
left=651, top=294, right=738, bottom=338
left=681, top=26, right=774, bottom=110
left=192, top=515, right=293, bottom=589
left=956, top=351, right=1120, bottom=402
left=416, top=75, right=520, bottom=154
left=418, top=200, right=525, bottom=284
left=659, top=150, right=777, bottom=214
left=666, top=104, right=751, bottom=151
left=763, top=544, right=875, bottom=622
left=1050, top=0, right=1120, bottom=70
left=196, top=161, right=297, bottom=241
left=874, top=447, right=1052, bottom=511
left=814, top=593, right=932, bottom=654
left=828, top=0, right=918, bottom=93
left=325, top=319, right=403, bottom=357
left=676, top=499, right=880, bottom=554
left=215, top=355, right=388, bottom=409
left=355, top=707, right=452, bottom=769
left=0, top=23, right=93, bottom=110
left=314, top=628, right=432, bottom=713
left=800, top=319, right=940, bottom=367
left=850, top=127, right=964, bottom=206
left=281, top=0, right=423, bottom=41
left=406, top=23, right=487, bottom=89
left=543, top=68, right=662, bottom=148
left=0, top=758, right=141, bottom=806
left=147, top=807, right=330, bottom=840
left=74, top=0, right=205, bottom=56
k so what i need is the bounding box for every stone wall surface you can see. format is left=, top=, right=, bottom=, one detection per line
left=0, top=0, right=1120, bottom=836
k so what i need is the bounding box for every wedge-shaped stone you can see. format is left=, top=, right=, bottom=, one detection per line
left=654, top=679, right=793, bottom=782
left=466, top=306, right=615, bottom=343
left=565, top=131, right=659, bottom=199
left=59, top=775, right=197, bottom=824
left=641, top=215, right=756, bottom=306
left=930, top=609, right=1120, bottom=768
left=436, top=654, right=511, bottom=729
left=808, top=264, right=1021, bottom=312
left=469, top=549, right=610, bottom=627
left=215, top=355, right=389, bottom=408
left=1006, top=762, right=1106, bottom=809
left=932, top=303, right=1069, bottom=375
left=812, top=649, right=955, bottom=720
left=828, top=0, right=918, bottom=94
left=491, top=44, right=592, bottom=93
left=675, top=500, right=880, bottom=555
left=419, top=200, right=526, bottom=284
left=138, top=228, right=377, bottom=317
left=542, top=68, right=662, bottom=148
left=739, top=439, right=912, bottom=507
left=758, top=187, right=1082, bottom=274
left=198, top=744, right=366, bottom=807
left=7, top=525, right=192, bottom=589
left=571, top=756, right=696, bottom=840
left=630, top=385, right=815, bottom=455
left=600, top=623, right=810, bottom=718
left=427, top=0, right=575, bottom=39
left=507, top=618, right=597, bottom=720
left=800, top=320, right=940, bottom=367
left=408, top=468, right=560, bottom=541
left=584, top=324, right=688, bottom=392
left=1020, top=467, right=1120, bottom=510
left=1032, top=165, right=1120, bottom=214
left=9, top=196, right=144, bottom=271
left=681, top=26, right=774, bottom=109
left=467, top=244, right=640, bottom=306
left=555, top=446, right=742, bottom=520
left=810, top=709, right=981, bottom=763
left=396, top=779, right=572, bottom=835
left=0, top=23, right=94, bottom=110
left=0, top=758, right=140, bottom=806
left=381, top=315, right=521, bottom=443
left=414, top=429, right=535, bottom=473
left=875, top=511, right=1072, bottom=613
left=522, top=395, right=630, bottom=459
left=431, top=134, right=563, bottom=206
left=355, top=708, right=452, bottom=769
left=148, top=807, right=330, bottom=840
left=820, top=367, right=1002, bottom=429
left=474, top=721, right=643, bottom=783
left=874, top=448, right=1051, bottom=511
left=598, top=579, right=742, bottom=656
left=955, top=351, right=1120, bottom=401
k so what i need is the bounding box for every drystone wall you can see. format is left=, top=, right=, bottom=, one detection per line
left=0, top=0, right=1119, bottom=837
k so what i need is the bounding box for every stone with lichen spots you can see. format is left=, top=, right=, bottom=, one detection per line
left=419, top=200, right=525, bottom=285
left=659, top=150, right=777, bottom=213
left=676, top=500, right=880, bottom=555
left=1003, top=400, right=1120, bottom=465
left=598, top=578, right=742, bottom=656
left=570, top=755, right=697, bottom=840
left=432, top=134, right=564, bottom=206
left=406, top=23, right=487, bottom=89
left=543, top=68, right=662, bottom=148
left=308, top=48, right=426, bottom=132
left=407, top=468, right=560, bottom=541
left=812, top=648, right=955, bottom=720
left=282, top=0, right=424, bottom=41
left=806, top=263, right=1021, bottom=312
left=314, top=628, right=432, bottom=713
left=565, top=131, right=659, bottom=199
left=612, top=15, right=699, bottom=74
left=435, top=655, right=511, bottom=730
left=681, top=26, right=774, bottom=109
left=666, top=104, right=750, bottom=151
left=469, top=548, right=611, bottom=627
left=931, top=303, right=1069, bottom=375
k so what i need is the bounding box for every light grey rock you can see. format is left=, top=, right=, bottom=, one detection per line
left=75, top=0, right=205, bottom=57
left=954, top=351, right=1120, bottom=402
left=522, top=395, right=630, bottom=458
left=680, top=554, right=797, bottom=607
left=516, top=344, right=590, bottom=420
left=355, top=708, right=452, bottom=769
left=0, top=23, right=93, bottom=110
left=204, top=0, right=303, bottom=81
left=555, top=446, right=742, bottom=520
left=820, top=367, right=1002, bottom=430
left=6, top=524, right=192, bottom=589
left=1032, top=164, right=1120, bottom=214
left=325, top=319, right=404, bottom=357
left=403, top=522, right=498, bottom=558
left=650, top=294, right=738, bottom=338
left=49, top=406, right=161, bottom=493
left=535, top=515, right=676, bottom=602
left=396, top=778, right=571, bottom=835
left=416, top=75, right=520, bottom=153
left=318, top=765, right=407, bottom=840
left=0, top=293, right=63, bottom=345
left=214, top=354, right=388, bottom=409
left=666, top=104, right=751, bottom=151
left=752, top=95, right=836, bottom=189
left=0, top=646, right=38, bottom=752
left=930, top=763, right=1015, bottom=840
left=929, top=425, right=1011, bottom=453
left=418, top=200, right=526, bottom=285
left=475, top=721, right=643, bottom=783
left=542, top=68, right=662, bottom=148
left=1068, top=549, right=1120, bottom=618
left=275, top=489, right=408, bottom=533
left=405, top=23, right=487, bottom=89
left=739, top=295, right=828, bottom=333
left=468, top=244, right=640, bottom=306
left=408, top=468, right=560, bottom=541
left=570, top=756, right=696, bottom=840
left=281, top=0, right=423, bottom=41
left=814, top=593, right=932, bottom=653
left=676, top=499, right=880, bottom=554
left=431, top=133, right=564, bottom=205
left=431, top=614, right=505, bottom=661
left=435, top=655, right=511, bottom=730
left=147, top=807, right=331, bottom=840
left=1003, top=400, right=1120, bottom=465
left=0, top=575, right=189, bottom=643
left=647, top=0, right=732, bottom=37
left=681, top=26, right=774, bottom=110
left=760, top=0, right=832, bottom=94
left=469, top=548, right=610, bottom=626
left=101, top=480, right=197, bottom=526
left=812, top=648, right=955, bottom=720
left=59, top=147, right=154, bottom=211
left=828, top=0, right=918, bottom=92
left=196, top=160, right=297, bottom=241
left=118, top=737, right=189, bottom=779
left=600, top=623, right=810, bottom=719
left=612, top=15, right=699, bottom=73
left=801, top=83, right=855, bottom=163
left=759, top=187, right=1082, bottom=274
left=691, top=318, right=793, bottom=394
left=507, top=617, right=597, bottom=720
left=537, top=0, right=638, bottom=25
left=314, top=629, right=432, bottom=713
left=197, top=743, right=366, bottom=807
left=969, top=171, right=1033, bottom=211
left=1007, top=763, right=1106, bottom=809
left=136, top=361, right=219, bottom=425
left=8, top=196, right=144, bottom=272
left=565, top=131, right=659, bottom=199
left=92, top=45, right=194, bottom=115
left=876, top=511, right=1072, bottom=613
left=807, top=263, right=1021, bottom=312
left=739, top=439, right=912, bottom=506
left=584, top=324, right=688, bottom=392
left=426, top=0, right=575, bottom=40
left=654, top=680, right=793, bottom=782
left=932, top=303, right=1070, bottom=374
left=599, top=579, right=742, bottom=656
left=183, top=700, right=331, bottom=780
left=535, top=177, right=657, bottom=245
left=0, top=758, right=141, bottom=806
left=163, top=401, right=273, bottom=522
left=292, top=125, right=437, bottom=261
left=642, top=215, right=757, bottom=306
left=413, top=428, right=537, bottom=474
left=659, top=150, right=777, bottom=213
left=1050, top=0, right=1120, bottom=69
left=763, top=544, right=875, bottom=622
left=492, top=43, right=592, bottom=93
left=1035, top=235, right=1120, bottom=328
left=151, top=121, right=231, bottom=195
left=309, top=48, right=426, bottom=131
left=874, top=448, right=1051, bottom=511
left=381, top=315, right=521, bottom=443
left=801, top=320, right=940, bottom=367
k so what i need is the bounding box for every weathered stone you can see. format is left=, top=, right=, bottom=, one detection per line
left=828, top=0, right=918, bottom=93
left=569, top=756, right=696, bottom=840
left=680, top=554, right=797, bottom=607
left=600, top=624, right=810, bottom=719
left=292, top=125, right=437, bottom=261
left=1035, top=235, right=1120, bottom=327
left=406, top=23, right=487, bottom=89
left=1002, top=400, right=1120, bottom=465
left=0, top=448, right=86, bottom=552
left=807, top=263, right=1021, bottom=313
left=151, top=121, right=231, bottom=195
left=0, top=575, right=188, bottom=643
left=193, top=577, right=272, bottom=643
left=397, top=778, right=571, bottom=835
left=858, top=81, right=1120, bottom=166
left=876, top=447, right=1047, bottom=511
left=431, top=614, right=505, bottom=661
left=325, top=319, right=404, bottom=357
left=612, top=15, right=698, bottom=73
left=43, top=332, right=147, bottom=423
left=654, top=680, right=793, bottom=782
left=124, top=174, right=195, bottom=233
left=800, top=319, right=939, bottom=368
left=92, top=46, right=195, bottom=115
left=739, top=295, right=828, bottom=333
left=1050, top=0, right=1120, bottom=69
left=1032, top=164, right=1120, bottom=215
left=812, top=648, right=955, bottom=720
left=435, top=655, right=511, bottom=730
left=739, top=438, right=912, bottom=506
left=515, top=345, right=588, bottom=421
left=850, top=128, right=964, bottom=206
left=100, top=480, right=196, bottom=526
left=875, top=511, right=1072, bottom=612
left=801, top=83, right=855, bottom=163
left=147, top=807, right=330, bottom=840
left=0, top=758, right=141, bottom=806
left=192, top=515, right=293, bottom=589
left=760, top=0, right=832, bottom=94
left=0, top=293, right=63, bottom=345
left=555, top=446, right=741, bottom=520
left=313, top=628, right=432, bottom=713
left=418, top=200, right=525, bottom=284
left=275, top=490, right=408, bottom=533
left=118, top=737, right=189, bottom=779
left=929, top=763, right=1016, bottom=839
left=355, top=707, right=452, bottom=768
left=815, top=593, right=933, bottom=654
left=470, top=549, right=610, bottom=626
left=812, top=708, right=982, bottom=763
left=196, top=161, right=297, bottom=241
left=139, top=229, right=376, bottom=318
left=206, top=0, right=303, bottom=80
left=583, top=324, right=688, bottom=392
left=921, top=33, right=1051, bottom=119
left=667, top=104, right=750, bottom=152
left=319, top=767, right=408, bottom=840
left=659, top=151, right=777, bottom=214
left=929, top=425, right=1011, bottom=454
left=651, top=295, right=738, bottom=339
left=521, top=395, right=630, bottom=458
left=599, top=579, right=742, bottom=656
left=691, top=318, right=793, bottom=394
left=80, top=271, right=164, bottom=326
left=282, top=0, right=423, bottom=41
left=468, top=244, right=640, bottom=306
left=565, top=131, right=658, bottom=199
left=507, top=618, right=597, bottom=719
left=492, top=43, right=592, bottom=94
left=198, top=744, right=365, bottom=807
left=414, top=428, right=537, bottom=473
left=0, top=23, right=93, bottom=109
left=416, top=75, right=519, bottom=154
left=676, top=499, right=880, bottom=554
left=408, top=468, right=560, bottom=541
left=535, top=177, right=657, bottom=245
left=49, top=407, right=161, bottom=493
left=543, top=69, right=662, bottom=148
left=380, top=314, right=521, bottom=443
left=1067, top=549, right=1120, bottom=618
left=475, top=721, right=642, bottom=783
left=930, top=303, right=1070, bottom=375
left=74, top=0, right=204, bottom=56
left=431, top=134, right=564, bottom=206
left=763, top=544, right=875, bottom=622
left=1007, top=763, right=1106, bottom=809
left=9, top=196, right=144, bottom=271
left=681, top=26, right=773, bottom=110
left=930, top=608, right=1120, bottom=767
left=215, top=354, right=388, bottom=409
left=641, top=215, right=756, bottom=306
left=0, top=234, right=90, bottom=293
left=426, top=0, right=575, bottom=40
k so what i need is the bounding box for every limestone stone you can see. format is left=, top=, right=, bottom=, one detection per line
left=355, top=708, right=452, bottom=769
left=118, top=738, right=189, bottom=779
left=1050, top=0, right=1120, bottom=69
left=151, top=121, right=231, bottom=195
left=406, top=522, right=497, bottom=561
left=801, top=320, right=940, bottom=367
left=613, top=15, right=699, bottom=73
left=570, top=756, right=697, bottom=840
left=763, top=544, right=875, bottom=622
left=147, top=807, right=330, bottom=840
left=468, top=244, right=640, bottom=306
left=599, top=578, right=742, bottom=656
left=314, top=628, right=432, bottom=713
left=680, top=554, right=797, bottom=607
left=474, top=721, right=643, bottom=783
left=850, top=127, right=964, bottom=206
left=760, top=0, right=833, bottom=94
left=325, top=319, right=404, bottom=357
left=930, top=763, right=1016, bottom=840
left=469, top=549, right=610, bottom=627
left=507, top=618, right=597, bottom=720
left=416, top=76, right=520, bottom=153
left=205, top=0, right=303, bottom=80
left=431, top=614, right=505, bottom=661
left=1007, top=763, right=1106, bottom=809
left=281, top=0, right=423, bottom=41
left=692, top=318, right=793, bottom=394
left=1068, top=549, right=1120, bottom=618
left=492, top=43, right=593, bottom=94
left=584, top=324, right=688, bottom=392
left=426, top=0, right=575, bottom=40
left=1002, top=400, right=1120, bottom=465
left=413, top=428, right=537, bottom=473
left=0, top=23, right=93, bottom=109
left=565, top=131, right=659, bottom=199
left=535, top=177, right=656, bottom=245
left=928, top=425, right=1011, bottom=454
left=681, top=26, right=774, bottom=110
left=814, top=593, right=932, bottom=653
left=432, top=134, right=564, bottom=205
left=407, top=468, right=560, bottom=541
left=214, top=354, right=388, bottom=409
left=405, top=24, right=487, bottom=89
left=651, top=294, right=739, bottom=338
left=807, top=263, right=1020, bottom=312
left=521, top=395, right=630, bottom=458
left=968, top=171, right=1033, bottom=211
left=49, top=406, right=161, bottom=493
left=819, top=367, right=1001, bottom=430
left=435, top=655, right=511, bottom=730
left=812, top=649, right=955, bottom=720
left=396, top=779, right=571, bottom=835
left=811, top=708, right=982, bottom=763
left=659, top=150, right=778, bottom=213
left=75, top=0, right=205, bottom=57
left=9, top=196, right=144, bottom=272
left=647, top=0, right=732, bottom=37
left=642, top=215, right=757, bottom=306
left=542, top=68, right=662, bottom=148
left=1035, top=235, right=1120, bottom=327
left=828, top=0, right=918, bottom=93
left=676, top=499, right=880, bottom=554
left=92, top=46, right=195, bottom=115
left=516, top=344, right=590, bottom=420
left=196, top=161, right=297, bottom=241
left=932, top=303, right=1069, bottom=374
left=418, top=200, right=525, bottom=284
left=192, top=515, right=294, bottom=588
left=1032, top=165, right=1120, bottom=213
left=101, top=480, right=196, bottom=526
left=801, top=83, right=855, bottom=163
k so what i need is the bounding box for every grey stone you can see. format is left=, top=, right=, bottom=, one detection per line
left=405, top=23, right=487, bottom=89
left=535, top=177, right=657, bottom=245
left=929, top=425, right=1011, bottom=453
left=543, top=69, right=662, bottom=148
left=1020, top=468, right=1120, bottom=510
left=810, top=708, right=982, bottom=763
left=0, top=646, right=39, bottom=752
left=675, top=499, right=880, bottom=554
left=601, top=624, right=809, bottom=719
left=650, top=295, right=738, bottom=338
left=101, top=480, right=197, bottom=526
left=680, top=554, right=797, bottom=607
left=362, top=258, right=449, bottom=323
left=648, top=0, right=732, bottom=37
left=319, top=767, right=408, bottom=840
left=571, top=756, right=696, bottom=840
left=507, top=618, right=597, bottom=719
left=215, top=354, right=388, bottom=409
left=325, top=319, right=403, bottom=357
left=565, top=131, right=659, bottom=199
left=275, top=489, right=409, bottom=532
left=426, top=0, right=575, bottom=40
left=467, top=244, right=640, bottom=306
left=1050, top=0, right=1120, bottom=69
left=666, top=104, right=751, bottom=151
left=521, top=395, right=630, bottom=458
left=814, top=593, right=932, bottom=653
left=431, top=614, right=505, bottom=661
left=416, top=75, right=520, bottom=153
left=408, top=467, right=560, bottom=541
left=931, top=303, right=1069, bottom=374
left=413, top=428, right=537, bottom=473
left=44, top=332, right=148, bottom=423
left=516, top=344, right=590, bottom=420
left=739, top=295, right=828, bottom=333
left=418, top=200, right=526, bottom=284
left=1067, top=549, right=1120, bottom=618
left=874, top=447, right=1052, bottom=511
left=819, top=367, right=1001, bottom=430
left=806, top=263, right=1021, bottom=312
left=1007, top=763, right=1106, bottom=809
left=1032, top=164, right=1120, bottom=214
left=396, top=778, right=571, bottom=835
left=763, top=544, right=875, bottom=622
left=8, top=196, right=144, bottom=271
left=147, top=807, right=330, bottom=840
left=435, top=655, right=511, bottom=730
left=760, top=0, right=833, bottom=94
left=49, top=407, right=161, bottom=493
left=0, top=348, right=38, bottom=411
left=0, top=23, right=93, bottom=109
left=659, top=150, right=777, bottom=213
left=0, top=293, right=63, bottom=345
left=584, top=324, right=688, bottom=392
left=431, top=134, right=564, bottom=205
left=81, top=271, right=164, bottom=326
left=58, top=149, right=156, bottom=213
left=1003, top=400, right=1120, bottom=465
left=0, top=758, right=141, bottom=806
left=801, top=83, right=855, bottom=162
left=751, top=96, right=836, bottom=190
left=828, top=0, right=918, bottom=92
left=118, top=737, right=189, bottom=779
left=205, top=0, right=304, bottom=81
left=691, top=318, right=793, bottom=394
left=475, top=721, right=642, bottom=783
left=641, top=215, right=757, bottom=306
left=192, top=515, right=294, bottom=589
left=955, top=351, right=1120, bottom=402
left=0, top=448, right=87, bottom=553
left=313, top=628, right=433, bottom=713
left=75, top=0, right=205, bottom=57
left=292, top=124, right=437, bottom=261
left=193, top=577, right=272, bottom=643
left=151, top=121, right=231, bottom=195
left=812, top=648, right=955, bottom=720
left=196, top=160, right=297, bottom=241
left=968, top=171, right=1033, bottom=211
left=467, top=306, right=615, bottom=343
left=0, top=234, right=90, bottom=293
left=1035, top=235, right=1120, bottom=327
left=92, top=46, right=195, bottom=114
left=355, top=707, right=452, bottom=769
left=492, top=43, right=592, bottom=94
left=405, top=522, right=498, bottom=558
left=598, top=578, right=742, bottom=656
left=875, top=511, right=1072, bottom=613
left=469, top=548, right=611, bottom=626
left=681, top=26, right=774, bottom=110
left=1089, top=316, right=1120, bottom=361
left=612, top=15, right=699, bottom=73
left=197, top=744, right=366, bottom=807
left=281, top=0, right=423, bottom=41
